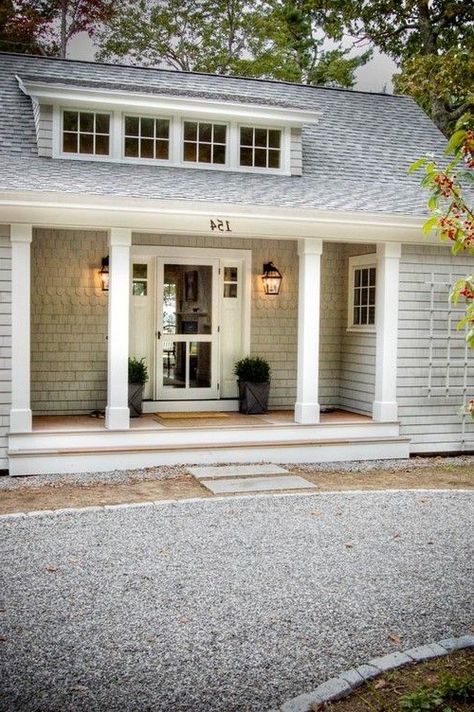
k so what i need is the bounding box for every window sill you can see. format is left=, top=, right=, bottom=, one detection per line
left=346, top=326, right=376, bottom=334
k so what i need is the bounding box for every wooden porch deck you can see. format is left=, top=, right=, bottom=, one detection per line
left=31, top=409, right=371, bottom=433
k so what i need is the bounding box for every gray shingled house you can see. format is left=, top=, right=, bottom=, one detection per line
left=1, top=52, right=473, bottom=475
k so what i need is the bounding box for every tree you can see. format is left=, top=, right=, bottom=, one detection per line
left=0, top=0, right=115, bottom=58
left=0, top=0, right=51, bottom=54
left=242, top=0, right=371, bottom=87
left=341, top=1, right=474, bottom=135
left=96, top=0, right=260, bottom=73
left=410, top=112, right=474, bottom=414
left=96, top=0, right=370, bottom=88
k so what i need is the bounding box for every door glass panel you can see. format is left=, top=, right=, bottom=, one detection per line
left=189, top=342, right=211, bottom=388
left=163, top=264, right=212, bottom=335
left=163, top=340, right=185, bottom=389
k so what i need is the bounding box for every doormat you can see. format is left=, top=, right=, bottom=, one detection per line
left=154, top=411, right=231, bottom=420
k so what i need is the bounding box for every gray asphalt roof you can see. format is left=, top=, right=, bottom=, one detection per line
left=0, top=52, right=447, bottom=216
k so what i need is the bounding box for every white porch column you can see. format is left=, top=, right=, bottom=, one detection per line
left=105, top=228, right=132, bottom=430
left=372, top=242, right=402, bottom=422
left=10, top=224, right=33, bottom=433
left=295, top=238, right=323, bottom=424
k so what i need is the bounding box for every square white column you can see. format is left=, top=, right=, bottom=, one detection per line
left=10, top=224, right=33, bottom=433
left=372, top=242, right=401, bottom=422
left=105, top=228, right=132, bottom=430
left=295, top=238, right=323, bottom=424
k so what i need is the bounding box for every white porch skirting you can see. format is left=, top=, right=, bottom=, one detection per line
left=8, top=421, right=409, bottom=476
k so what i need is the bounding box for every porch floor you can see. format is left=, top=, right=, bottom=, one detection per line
left=32, top=409, right=371, bottom=433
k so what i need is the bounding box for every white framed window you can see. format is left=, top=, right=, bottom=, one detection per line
left=124, top=115, right=170, bottom=160
left=62, top=109, right=110, bottom=156
left=348, top=255, right=376, bottom=331
left=239, top=126, right=281, bottom=169
left=183, top=120, right=227, bottom=165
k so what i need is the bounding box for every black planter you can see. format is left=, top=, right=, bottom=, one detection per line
left=128, top=383, right=145, bottom=417
left=238, top=381, right=270, bottom=414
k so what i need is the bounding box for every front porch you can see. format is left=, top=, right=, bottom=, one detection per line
left=7, top=216, right=407, bottom=475
left=8, top=409, right=409, bottom=475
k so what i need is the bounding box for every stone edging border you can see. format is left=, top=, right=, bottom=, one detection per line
left=270, top=635, right=474, bottom=712
left=1, top=488, right=473, bottom=521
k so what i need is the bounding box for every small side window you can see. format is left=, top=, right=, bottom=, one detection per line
left=132, top=263, right=148, bottom=296
left=223, top=266, right=238, bottom=298
left=348, top=256, right=376, bottom=330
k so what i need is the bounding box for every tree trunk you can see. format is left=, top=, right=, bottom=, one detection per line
left=60, top=0, right=67, bottom=58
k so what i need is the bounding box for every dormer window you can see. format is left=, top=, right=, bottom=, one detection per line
left=240, top=127, right=281, bottom=169
left=62, top=110, right=110, bottom=156
left=183, top=121, right=227, bottom=165
left=124, top=115, right=170, bottom=160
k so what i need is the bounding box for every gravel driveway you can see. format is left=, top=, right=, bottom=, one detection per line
left=1, top=490, right=473, bottom=712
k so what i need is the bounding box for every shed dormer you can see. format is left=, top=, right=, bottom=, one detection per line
left=17, top=74, right=320, bottom=176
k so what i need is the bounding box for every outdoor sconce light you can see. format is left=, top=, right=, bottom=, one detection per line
left=99, top=256, right=109, bottom=291
left=261, top=261, right=282, bottom=295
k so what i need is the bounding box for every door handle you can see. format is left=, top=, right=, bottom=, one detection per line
left=156, top=330, right=161, bottom=339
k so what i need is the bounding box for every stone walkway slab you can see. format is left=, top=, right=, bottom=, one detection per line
left=188, top=464, right=289, bottom=479
left=199, top=475, right=315, bottom=494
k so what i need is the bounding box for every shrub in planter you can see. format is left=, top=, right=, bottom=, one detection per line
left=128, top=357, right=149, bottom=417
left=234, top=356, right=271, bottom=414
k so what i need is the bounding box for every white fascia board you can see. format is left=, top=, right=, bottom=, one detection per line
left=17, top=76, right=320, bottom=127
left=0, top=190, right=433, bottom=244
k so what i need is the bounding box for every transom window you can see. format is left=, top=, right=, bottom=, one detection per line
left=124, top=116, right=170, bottom=160
left=183, top=121, right=226, bottom=164
left=240, top=127, right=281, bottom=169
left=348, top=256, right=376, bottom=329
left=62, top=110, right=110, bottom=155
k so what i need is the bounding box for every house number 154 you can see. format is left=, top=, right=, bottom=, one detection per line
left=210, top=219, right=232, bottom=232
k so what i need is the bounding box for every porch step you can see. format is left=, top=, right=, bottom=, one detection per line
left=188, top=463, right=289, bottom=479
left=200, top=475, right=316, bottom=494
left=7, top=435, right=411, bottom=476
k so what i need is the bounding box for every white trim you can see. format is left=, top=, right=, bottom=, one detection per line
left=17, top=76, right=320, bottom=125
left=372, top=242, right=401, bottom=422
left=0, top=192, right=431, bottom=244
left=295, top=237, right=323, bottom=424
left=106, top=228, right=132, bottom=430
left=347, top=253, right=377, bottom=333
left=131, top=245, right=251, bottom=408
left=10, top=223, right=32, bottom=433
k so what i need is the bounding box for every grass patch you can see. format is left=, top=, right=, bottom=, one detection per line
left=320, top=649, right=473, bottom=711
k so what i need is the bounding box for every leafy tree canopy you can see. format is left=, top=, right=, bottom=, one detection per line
left=0, top=0, right=115, bottom=57
left=338, top=0, right=474, bottom=135
left=96, top=0, right=370, bottom=88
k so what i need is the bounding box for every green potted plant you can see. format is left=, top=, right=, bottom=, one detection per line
left=128, top=357, right=149, bottom=417
left=234, top=356, right=271, bottom=414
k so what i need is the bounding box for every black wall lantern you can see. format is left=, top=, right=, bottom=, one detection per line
left=99, top=256, right=109, bottom=291
left=261, top=261, right=282, bottom=295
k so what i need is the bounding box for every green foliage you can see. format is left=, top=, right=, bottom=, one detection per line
left=0, top=0, right=116, bottom=57
left=234, top=356, right=271, bottom=383
left=96, top=0, right=369, bottom=88
left=337, top=1, right=474, bottom=136
left=128, top=357, right=149, bottom=385
left=399, top=672, right=474, bottom=711
left=412, top=112, right=474, bottom=416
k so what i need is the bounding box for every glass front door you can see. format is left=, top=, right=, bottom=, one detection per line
left=156, top=258, right=219, bottom=399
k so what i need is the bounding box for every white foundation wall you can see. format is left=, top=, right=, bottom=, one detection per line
left=31, top=228, right=108, bottom=414
left=0, top=225, right=11, bottom=468
left=398, top=243, right=474, bottom=452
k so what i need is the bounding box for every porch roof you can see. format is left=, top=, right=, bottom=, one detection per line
left=0, top=52, right=447, bottom=216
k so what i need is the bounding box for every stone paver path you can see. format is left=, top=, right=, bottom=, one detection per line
left=188, top=463, right=316, bottom=493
